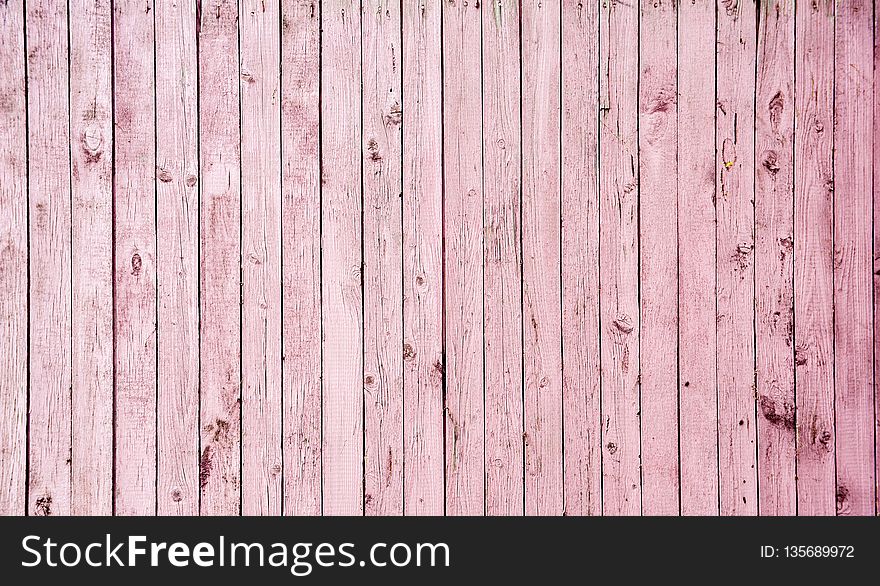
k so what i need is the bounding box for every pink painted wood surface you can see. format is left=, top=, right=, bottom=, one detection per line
left=677, top=0, right=719, bottom=516
left=482, top=0, right=524, bottom=516
left=521, top=0, right=563, bottom=517
left=363, top=0, right=404, bottom=517
left=442, top=0, right=483, bottom=516
left=638, top=0, right=679, bottom=516
left=599, top=0, right=641, bottom=516
left=156, top=0, right=200, bottom=516
left=875, top=0, right=880, bottom=518
left=833, top=0, right=875, bottom=517
left=321, top=0, right=363, bottom=516
left=755, top=0, right=795, bottom=516
left=198, top=0, right=241, bottom=516
left=240, top=0, right=282, bottom=517
left=280, top=0, right=321, bottom=516
left=561, top=0, right=601, bottom=517
left=0, top=0, right=27, bottom=516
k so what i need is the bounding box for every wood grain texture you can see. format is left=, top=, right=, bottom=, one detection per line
left=280, top=0, right=321, bottom=516
left=599, top=0, right=641, bottom=516
left=875, top=0, right=880, bottom=519
left=716, top=0, right=758, bottom=516
left=833, top=0, right=875, bottom=517
left=0, top=0, right=27, bottom=516
left=156, top=0, right=200, bottom=516
left=198, top=0, right=241, bottom=516
left=113, top=0, right=157, bottom=516
left=442, top=0, right=483, bottom=516
left=521, top=0, right=563, bottom=517
left=27, top=0, right=73, bottom=517
left=638, top=0, right=678, bottom=516
left=363, top=0, right=404, bottom=516
left=321, top=0, right=363, bottom=516
left=561, top=0, right=600, bottom=517
left=754, top=0, right=795, bottom=516
left=677, top=0, right=719, bottom=517
left=240, top=0, right=282, bottom=517
left=482, top=0, right=524, bottom=516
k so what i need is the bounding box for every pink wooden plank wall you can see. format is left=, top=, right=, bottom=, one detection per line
left=0, top=0, right=877, bottom=516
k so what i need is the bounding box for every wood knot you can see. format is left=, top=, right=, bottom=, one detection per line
left=758, top=395, right=795, bottom=431
left=170, top=489, right=183, bottom=502
left=158, top=168, right=173, bottom=183
left=384, top=102, right=402, bottom=126
left=34, top=495, right=52, bottom=516
left=403, top=343, right=416, bottom=362
left=612, top=314, right=634, bottom=334
left=768, top=91, right=785, bottom=130
left=131, top=253, right=142, bottom=276
left=185, top=174, right=198, bottom=187
left=761, top=150, right=780, bottom=175
left=606, top=442, right=618, bottom=455
left=366, top=138, right=382, bottom=162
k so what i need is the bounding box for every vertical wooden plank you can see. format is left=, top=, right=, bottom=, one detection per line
left=638, top=0, right=678, bottom=516
left=442, top=0, right=483, bottom=516
left=27, top=0, right=72, bottom=517
left=482, top=0, right=523, bottom=518
left=521, top=0, right=562, bottom=516
left=561, top=0, right=600, bottom=517
left=599, top=0, right=640, bottom=516
left=69, top=0, right=113, bottom=516
left=240, top=0, right=282, bottom=517
left=793, top=0, right=835, bottom=516
left=875, top=0, right=880, bottom=519
left=156, top=0, right=199, bottom=516
left=716, top=0, right=757, bottom=516
left=833, top=0, right=875, bottom=517
left=321, top=0, right=363, bottom=516
left=677, top=0, right=718, bottom=517
left=280, top=0, right=321, bottom=516
left=0, top=0, right=27, bottom=516
left=402, top=0, right=444, bottom=516
left=754, top=0, right=795, bottom=516
left=114, top=0, right=158, bottom=516
left=362, top=0, right=403, bottom=516
left=198, top=0, right=241, bottom=516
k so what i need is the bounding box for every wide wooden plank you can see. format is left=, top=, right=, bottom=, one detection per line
left=198, top=0, right=241, bottom=516
left=156, top=0, right=199, bottom=516
left=113, top=0, right=157, bottom=516
left=240, top=0, right=282, bottom=517
left=27, top=0, right=72, bottom=517
left=362, top=0, right=404, bottom=517
left=521, top=0, right=562, bottom=516
left=0, top=0, right=27, bottom=516
left=280, top=0, right=321, bottom=516
left=599, top=0, right=640, bottom=516
left=677, top=0, right=718, bottom=517
left=482, top=0, right=523, bottom=516
left=833, top=0, right=875, bottom=517
left=754, top=0, right=795, bottom=516
left=638, top=0, right=678, bottom=516
left=321, top=0, right=363, bottom=516
left=561, top=0, right=600, bottom=517
left=716, top=0, right=757, bottom=516
left=442, top=0, right=483, bottom=516
left=401, top=0, right=444, bottom=516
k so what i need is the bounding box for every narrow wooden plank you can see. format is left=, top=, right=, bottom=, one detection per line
left=561, top=0, right=600, bottom=517
left=833, top=0, right=875, bottom=517
left=156, top=0, right=199, bottom=516
left=198, top=0, right=241, bottom=516
left=793, top=0, right=835, bottom=516
left=240, top=0, right=282, bottom=517
left=716, top=0, right=758, bottom=516
left=69, top=0, right=113, bottom=516
left=442, top=0, right=483, bottom=516
left=113, top=0, right=157, bottom=516
left=362, top=0, right=404, bottom=516
left=875, top=0, right=880, bottom=519
left=321, top=0, right=363, bottom=515
left=754, top=0, right=795, bottom=516
left=521, top=0, right=562, bottom=516
left=0, top=0, right=27, bottom=516
left=27, top=0, right=72, bottom=517
left=482, top=0, right=523, bottom=518
left=599, top=0, right=640, bottom=516
left=280, top=0, right=321, bottom=516
left=677, top=0, right=718, bottom=517
left=638, top=0, right=678, bottom=516
left=401, top=0, right=444, bottom=516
